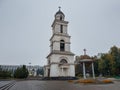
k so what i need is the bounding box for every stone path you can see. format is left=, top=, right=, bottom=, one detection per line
left=0, top=81, right=12, bottom=87
left=0, top=80, right=15, bottom=90
left=8, top=80, right=120, bottom=90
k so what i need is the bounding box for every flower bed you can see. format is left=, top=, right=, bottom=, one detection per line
left=68, top=79, right=113, bottom=84
left=102, top=79, right=113, bottom=83
left=75, top=79, right=95, bottom=84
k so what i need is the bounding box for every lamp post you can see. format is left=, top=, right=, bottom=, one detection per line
left=29, top=62, right=31, bottom=76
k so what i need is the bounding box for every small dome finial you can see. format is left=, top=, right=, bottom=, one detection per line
left=55, top=6, right=65, bottom=18
left=83, top=49, right=87, bottom=55
left=58, top=6, right=61, bottom=11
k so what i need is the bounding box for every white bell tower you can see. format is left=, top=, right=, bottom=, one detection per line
left=44, top=7, right=75, bottom=79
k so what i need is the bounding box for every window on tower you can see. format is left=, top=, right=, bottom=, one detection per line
left=60, top=25, right=63, bottom=33
left=60, top=40, right=65, bottom=51
left=60, top=59, right=67, bottom=64
left=51, top=42, right=53, bottom=51
left=60, top=15, right=62, bottom=20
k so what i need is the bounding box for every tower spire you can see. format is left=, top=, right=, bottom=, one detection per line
left=58, top=6, right=61, bottom=11
left=83, top=49, right=87, bottom=55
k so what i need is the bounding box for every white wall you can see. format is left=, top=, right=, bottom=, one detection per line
left=49, top=54, right=75, bottom=77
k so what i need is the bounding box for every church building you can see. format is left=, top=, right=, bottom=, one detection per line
left=44, top=8, right=75, bottom=79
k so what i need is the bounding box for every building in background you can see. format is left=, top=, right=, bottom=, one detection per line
left=0, top=65, right=43, bottom=76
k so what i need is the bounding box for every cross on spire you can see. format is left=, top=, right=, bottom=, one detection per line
left=83, top=49, right=87, bottom=55
left=58, top=6, right=61, bottom=11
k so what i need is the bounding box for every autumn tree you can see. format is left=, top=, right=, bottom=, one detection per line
left=0, top=66, right=12, bottom=78
left=109, top=46, right=120, bottom=75
left=98, top=46, right=120, bottom=76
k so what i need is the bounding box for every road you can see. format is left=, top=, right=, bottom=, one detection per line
left=6, top=80, right=120, bottom=90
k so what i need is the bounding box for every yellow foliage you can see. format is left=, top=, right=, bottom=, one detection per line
left=102, top=79, right=113, bottom=83
left=76, top=79, right=95, bottom=83
left=68, top=80, right=74, bottom=83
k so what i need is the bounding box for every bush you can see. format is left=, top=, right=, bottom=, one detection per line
left=0, top=70, right=12, bottom=78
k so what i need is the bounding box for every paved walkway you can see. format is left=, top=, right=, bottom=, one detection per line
left=9, top=80, right=120, bottom=90
left=0, top=81, right=12, bottom=87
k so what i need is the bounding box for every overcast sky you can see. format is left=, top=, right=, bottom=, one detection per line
left=0, top=0, right=120, bottom=66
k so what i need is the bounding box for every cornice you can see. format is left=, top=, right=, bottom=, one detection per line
left=51, top=19, right=69, bottom=27
left=47, top=50, right=75, bottom=58
left=50, top=33, right=71, bottom=41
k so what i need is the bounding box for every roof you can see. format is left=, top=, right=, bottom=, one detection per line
left=79, top=55, right=91, bottom=60
left=55, top=9, right=65, bottom=16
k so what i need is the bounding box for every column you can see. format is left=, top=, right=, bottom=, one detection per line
left=92, top=62, right=95, bottom=79
left=83, top=62, right=86, bottom=79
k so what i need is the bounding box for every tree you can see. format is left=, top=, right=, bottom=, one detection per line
left=98, top=46, right=120, bottom=76
left=14, top=65, right=29, bottom=79
left=109, top=46, right=120, bottom=75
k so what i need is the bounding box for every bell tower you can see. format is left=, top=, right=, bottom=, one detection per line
left=50, top=7, right=71, bottom=52
left=44, top=7, right=75, bottom=79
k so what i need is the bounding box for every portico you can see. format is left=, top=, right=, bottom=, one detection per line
left=80, top=59, right=95, bottom=79
left=75, top=49, right=95, bottom=79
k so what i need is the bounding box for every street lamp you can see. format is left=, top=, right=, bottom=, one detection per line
left=29, top=62, right=31, bottom=76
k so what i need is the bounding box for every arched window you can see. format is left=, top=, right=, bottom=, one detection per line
left=60, top=40, right=65, bottom=51
left=60, top=59, right=67, bottom=64
left=60, top=15, right=62, bottom=20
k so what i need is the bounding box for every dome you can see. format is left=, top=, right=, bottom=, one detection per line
left=55, top=7, right=65, bottom=18
left=55, top=9, right=65, bottom=16
left=79, top=55, right=91, bottom=60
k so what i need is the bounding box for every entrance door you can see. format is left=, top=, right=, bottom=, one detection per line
left=48, top=69, right=50, bottom=77
left=61, top=68, right=68, bottom=76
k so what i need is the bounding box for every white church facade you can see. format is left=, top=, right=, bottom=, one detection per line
left=44, top=8, right=75, bottom=79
